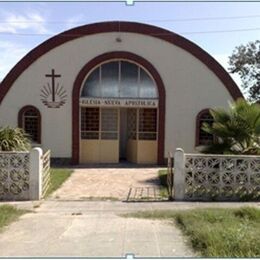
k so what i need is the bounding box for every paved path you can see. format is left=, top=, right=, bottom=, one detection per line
left=0, top=201, right=259, bottom=257
left=52, top=166, right=162, bottom=200
left=0, top=201, right=195, bottom=257
left=1, top=163, right=259, bottom=257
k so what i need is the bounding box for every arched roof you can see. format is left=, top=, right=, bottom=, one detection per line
left=0, top=21, right=243, bottom=103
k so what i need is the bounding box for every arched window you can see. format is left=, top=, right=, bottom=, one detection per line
left=81, top=60, right=158, bottom=98
left=196, top=109, right=214, bottom=146
left=18, top=106, right=41, bottom=144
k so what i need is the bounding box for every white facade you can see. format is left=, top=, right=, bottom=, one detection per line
left=0, top=22, right=242, bottom=163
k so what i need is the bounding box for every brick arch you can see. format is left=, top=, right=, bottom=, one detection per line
left=0, top=21, right=243, bottom=104
left=72, top=52, right=165, bottom=164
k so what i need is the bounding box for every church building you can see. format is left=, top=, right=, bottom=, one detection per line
left=0, top=21, right=243, bottom=164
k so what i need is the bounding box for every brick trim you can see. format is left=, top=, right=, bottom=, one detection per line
left=72, top=52, right=165, bottom=165
left=18, top=105, right=41, bottom=144
left=0, top=21, right=243, bottom=104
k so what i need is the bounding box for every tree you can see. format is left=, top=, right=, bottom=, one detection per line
left=202, top=99, right=260, bottom=155
left=228, top=40, right=260, bottom=102
left=0, top=126, right=31, bottom=151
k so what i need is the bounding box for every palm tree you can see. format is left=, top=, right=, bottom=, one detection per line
left=202, top=99, right=260, bottom=155
left=0, top=126, right=31, bottom=151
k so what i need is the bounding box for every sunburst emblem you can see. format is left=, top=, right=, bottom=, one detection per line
left=40, top=69, right=67, bottom=108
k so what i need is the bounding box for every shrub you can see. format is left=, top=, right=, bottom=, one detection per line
left=202, top=99, right=260, bottom=155
left=0, top=126, right=31, bottom=151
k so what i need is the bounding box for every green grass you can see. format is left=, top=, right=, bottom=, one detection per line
left=79, top=196, right=119, bottom=201
left=45, top=168, right=73, bottom=197
left=0, top=205, right=29, bottom=231
left=123, top=207, right=260, bottom=257
left=158, top=169, right=171, bottom=199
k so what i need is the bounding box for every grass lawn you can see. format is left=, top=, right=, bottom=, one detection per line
left=0, top=205, right=29, bottom=231
left=123, top=207, right=260, bottom=257
left=45, top=168, right=73, bottom=197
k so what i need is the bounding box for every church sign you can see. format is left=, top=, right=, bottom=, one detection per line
left=80, top=98, right=158, bottom=108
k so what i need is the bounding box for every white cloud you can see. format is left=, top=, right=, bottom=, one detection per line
left=0, top=11, right=49, bottom=34
left=0, top=41, right=28, bottom=81
left=0, top=10, right=52, bottom=81
left=65, top=15, right=85, bottom=30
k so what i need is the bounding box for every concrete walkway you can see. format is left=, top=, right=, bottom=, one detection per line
left=52, top=166, right=162, bottom=200
left=0, top=201, right=195, bottom=257
left=1, top=163, right=259, bottom=257
left=0, top=200, right=259, bottom=257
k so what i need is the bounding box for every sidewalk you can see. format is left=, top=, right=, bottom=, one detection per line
left=1, top=200, right=259, bottom=212
left=0, top=200, right=259, bottom=257
left=0, top=200, right=195, bottom=257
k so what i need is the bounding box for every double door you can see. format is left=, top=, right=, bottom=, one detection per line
left=80, top=107, right=158, bottom=164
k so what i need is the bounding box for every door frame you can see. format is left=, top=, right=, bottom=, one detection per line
left=72, top=51, right=166, bottom=165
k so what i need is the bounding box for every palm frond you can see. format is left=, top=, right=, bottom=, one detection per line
left=201, top=100, right=260, bottom=155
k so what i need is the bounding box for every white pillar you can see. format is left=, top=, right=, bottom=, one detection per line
left=174, top=148, right=186, bottom=201
left=29, top=147, right=43, bottom=200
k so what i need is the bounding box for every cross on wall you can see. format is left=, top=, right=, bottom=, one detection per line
left=45, top=69, right=61, bottom=102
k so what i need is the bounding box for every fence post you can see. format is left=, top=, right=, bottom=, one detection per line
left=167, top=152, right=174, bottom=200
left=29, top=147, right=43, bottom=200
left=174, top=148, right=185, bottom=201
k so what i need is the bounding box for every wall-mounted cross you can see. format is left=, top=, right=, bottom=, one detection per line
left=45, top=69, right=61, bottom=102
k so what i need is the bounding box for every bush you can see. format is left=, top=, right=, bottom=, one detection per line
left=202, top=99, right=260, bottom=155
left=0, top=126, right=31, bottom=151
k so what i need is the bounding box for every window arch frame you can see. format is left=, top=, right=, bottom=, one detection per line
left=80, top=59, right=158, bottom=99
left=195, top=108, right=214, bottom=146
left=18, top=105, right=41, bottom=144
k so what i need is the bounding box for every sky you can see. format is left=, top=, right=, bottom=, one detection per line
left=0, top=1, right=260, bottom=97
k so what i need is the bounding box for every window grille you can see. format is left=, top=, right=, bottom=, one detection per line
left=127, top=109, right=137, bottom=140
left=101, top=108, right=118, bottom=140
left=197, top=110, right=214, bottom=145
left=19, top=106, right=41, bottom=143
left=81, top=107, right=99, bottom=139
left=81, top=107, right=157, bottom=141
left=138, top=108, right=157, bottom=140
left=81, top=107, right=118, bottom=140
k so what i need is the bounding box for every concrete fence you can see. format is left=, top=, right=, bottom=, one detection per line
left=0, top=147, right=48, bottom=201
left=174, top=148, right=260, bottom=201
